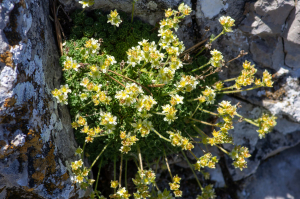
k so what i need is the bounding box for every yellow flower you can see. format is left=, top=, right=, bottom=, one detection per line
left=111, top=180, right=119, bottom=188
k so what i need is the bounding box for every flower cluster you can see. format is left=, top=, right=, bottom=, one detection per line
left=196, top=184, right=216, bottom=199
left=256, top=70, right=273, bottom=87
left=169, top=94, right=184, bottom=106
left=234, top=60, right=257, bottom=89
left=201, top=86, right=216, bottom=105
left=78, top=0, right=94, bottom=8
left=80, top=125, right=102, bottom=143
left=115, top=83, right=144, bottom=106
left=169, top=174, right=182, bottom=197
left=161, top=104, right=178, bottom=124
left=127, top=40, right=164, bottom=68
left=209, top=49, right=224, bottom=68
left=167, top=130, right=194, bottom=150
left=84, top=38, right=100, bottom=54
left=217, top=101, right=237, bottom=118
left=178, top=3, right=192, bottom=16
left=175, top=75, right=199, bottom=93
left=100, top=55, right=117, bottom=73
left=136, top=95, right=157, bottom=112
left=107, top=10, right=122, bottom=27
left=99, top=111, right=117, bottom=133
left=62, top=56, right=80, bottom=71
left=51, top=84, right=71, bottom=104
left=119, top=131, right=139, bottom=154
left=71, top=159, right=94, bottom=188
left=132, top=119, right=153, bottom=137
left=194, top=153, right=218, bottom=171
left=255, top=113, right=277, bottom=139
left=132, top=169, right=156, bottom=198
left=219, top=16, right=235, bottom=32
left=109, top=187, right=131, bottom=199
left=229, top=145, right=251, bottom=170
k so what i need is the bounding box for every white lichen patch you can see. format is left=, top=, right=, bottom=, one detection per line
left=10, top=130, right=26, bottom=147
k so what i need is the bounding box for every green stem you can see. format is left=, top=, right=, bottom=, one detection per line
left=195, top=30, right=224, bottom=57
left=218, top=85, right=262, bottom=94
left=125, top=159, right=128, bottom=190
left=114, top=154, right=116, bottom=193
left=163, top=147, right=173, bottom=181
left=191, top=62, right=210, bottom=73
left=153, top=129, right=171, bottom=142
left=131, top=2, right=135, bottom=23
left=122, top=63, right=131, bottom=73
left=191, top=102, right=201, bottom=118
left=188, top=150, right=198, bottom=160
left=137, top=143, right=143, bottom=171
left=199, top=108, right=218, bottom=116
left=189, top=117, right=219, bottom=127
left=210, top=30, right=224, bottom=43
left=181, top=151, right=203, bottom=189
left=192, top=124, right=208, bottom=137
left=81, top=142, right=86, bottom=166
left=89, top=143, right=109, bottom=170
left=119, top=154, right=123, bottom=188
left=222, top=77, right=237, bottom=82
left=94, top=158, right=103, bottom=192
left=235, top=112, right=259, bottom=127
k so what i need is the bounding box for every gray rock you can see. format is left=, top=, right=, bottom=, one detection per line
left=0, top=0, right=82, bottom=198
left=237, top=143, right=300, bottom=199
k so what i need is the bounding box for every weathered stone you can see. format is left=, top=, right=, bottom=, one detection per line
left=237, top=143, right=300, bottom=199
left=0, top=0, right=82, bottom=198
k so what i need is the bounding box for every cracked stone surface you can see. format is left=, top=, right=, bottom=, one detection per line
left=0, top=0, right=84, bottom=198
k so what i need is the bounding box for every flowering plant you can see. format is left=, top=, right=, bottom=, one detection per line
left=53, top=2, right=277, bottom=198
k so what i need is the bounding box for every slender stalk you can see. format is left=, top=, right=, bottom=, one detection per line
left=195, top=30, right=224, bottom=57
left=191, top=102, right=201, bottom=118
left=90, top=143, right=109, bottom=169
left=153, top=129, right=171, bottom=142
left=94, top=158, right=103, bottom=192
left=188, top=150, right=198, bottom=160
left=192, top=124, right=209, bottom=137
left=199, top=108, right=218, bottom=116
left=216, top=145, right=229, bottom=155
left=131, top=1, right=135, bottom=23
left=210, top=30, right=224, bottom=43
left=181, top=151, right=203, bottom=189
left=104, top=73, right=125, bottom=88
left=119, top=154, right=123, bottom=188
left=218, top=85, right=261, bottom=94
left=133, top=158, right=139, bottom=169
left=163, top=147, right=173, bottom=181
left=125, top=159, right=128, bottom=190
left=152, top=111, right=165, bottom=116
left=114, top=154, right=116, bottom=193
left=189, top=118, right=219, bottom=127
left=81, top=142, right=86, bottom=167
left=108, top=69, right=153, bottom=96
left=137, top=144, right=143, bottom=171
left=122, top=63, right=131, bottom=72
left=222, top=77, right=237, bottom=82
left=191, top=62, right=210, bottom=73
left=220, top=85, right=235, bottom=91
left=235, top=112, right=259, bottom=127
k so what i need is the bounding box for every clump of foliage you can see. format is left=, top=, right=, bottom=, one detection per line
left=52, top=1, right=277, bottom=198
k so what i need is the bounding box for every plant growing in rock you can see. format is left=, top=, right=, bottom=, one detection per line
left=52, top=2, right=277, bottom=198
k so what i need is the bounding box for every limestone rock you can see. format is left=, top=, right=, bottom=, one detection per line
left=237, top=143, right=300, bottom=199
left=0, top=0, right=82, bottom=198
